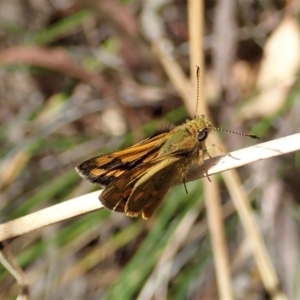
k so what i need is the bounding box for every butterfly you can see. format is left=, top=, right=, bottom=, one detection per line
left=76, top=110, right=258, bottom=219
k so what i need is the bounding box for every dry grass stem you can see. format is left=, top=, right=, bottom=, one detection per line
left=187, top=1, right=233, bottom=298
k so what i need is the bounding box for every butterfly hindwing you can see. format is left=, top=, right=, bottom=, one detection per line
left=100, top=155, right=185, bottom=218
left=127, top=156, right=184, bottom=218
left=99, top=159, right=159, bottom=213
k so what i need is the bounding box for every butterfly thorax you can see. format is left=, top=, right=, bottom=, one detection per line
left=153, top=115, right=211, bottom=186
left=158, top=115, right=211, bottom=158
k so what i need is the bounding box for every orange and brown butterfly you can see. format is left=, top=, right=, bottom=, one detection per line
left=76, top=115, right=259, bottom=219
left=76, top=70, right=258, bottom=219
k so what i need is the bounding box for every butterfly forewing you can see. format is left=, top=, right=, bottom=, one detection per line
left=76, top=131, right=169, bottom=186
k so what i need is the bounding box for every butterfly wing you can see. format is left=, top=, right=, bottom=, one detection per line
left=100, top=155, right=185, bottom=218
left=127, top=156, right=184, bottom=219
left=75, top=131, right=168, bottom=186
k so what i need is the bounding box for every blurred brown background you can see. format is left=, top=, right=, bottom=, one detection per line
left=0, top=0, right=299, bottom=299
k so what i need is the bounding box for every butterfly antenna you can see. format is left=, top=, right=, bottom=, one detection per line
left=195, top=66, right=200, bottom=117
left=212, top=127, right=259, bottom=139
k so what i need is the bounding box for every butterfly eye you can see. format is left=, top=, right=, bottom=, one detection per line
left=197, top=129, right=208, bottom=142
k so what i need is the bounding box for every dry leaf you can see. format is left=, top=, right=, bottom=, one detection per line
left=239, top=16, right=300, bottom=119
